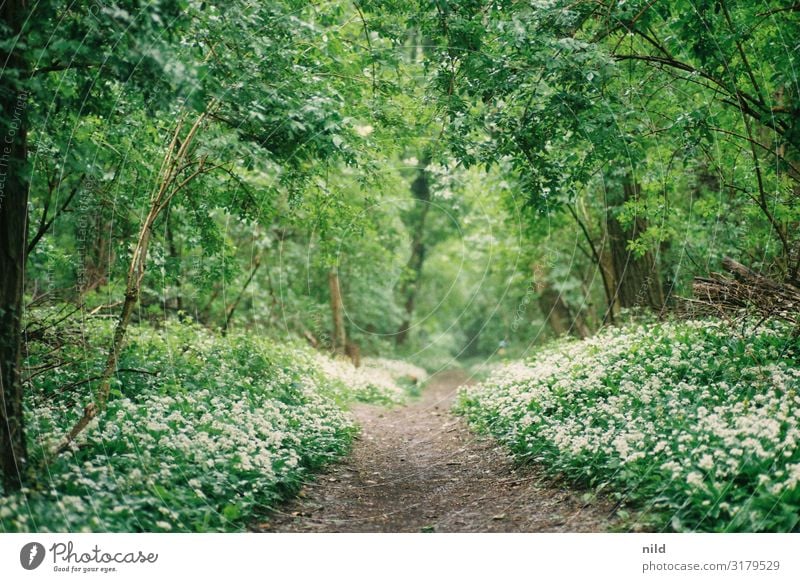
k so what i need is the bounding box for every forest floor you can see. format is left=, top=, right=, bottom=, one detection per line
left=260, top=369, right=620, bottom=532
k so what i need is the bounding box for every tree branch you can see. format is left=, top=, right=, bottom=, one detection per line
left=28, top=173, right=85, bottom=255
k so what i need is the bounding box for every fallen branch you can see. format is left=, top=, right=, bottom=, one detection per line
left=682, top=257, right=800, bottom=326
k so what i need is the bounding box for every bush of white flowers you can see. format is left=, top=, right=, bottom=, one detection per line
left=0, top=319, right=412, bottom=532
left=456, top=319, right=800, bottom=532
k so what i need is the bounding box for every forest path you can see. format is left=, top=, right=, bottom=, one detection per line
left=262, top=369, right=616, bottom=532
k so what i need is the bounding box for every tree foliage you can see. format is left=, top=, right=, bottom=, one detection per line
left=0, top=0, right=798, bottom=503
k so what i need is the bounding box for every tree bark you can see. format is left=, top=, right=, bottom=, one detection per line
left=599, top=239, right=621, bottom=320
left=606, top=179, right=665, bottom=311
left=328, top=269, right=346, bottom=354
left=0, top=0, right=29, bottom=491
left=345, top=340, right=361, bottom=367
left=538, top=283, right=589, bottom=338
left=396, top=154, right=432, bottom=346
left=566, top=202, right=618, bottom=324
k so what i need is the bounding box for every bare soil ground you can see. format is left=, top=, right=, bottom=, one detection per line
left=261, top=369, right=619, bottom=532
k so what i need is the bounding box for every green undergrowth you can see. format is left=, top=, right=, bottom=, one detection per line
left=457, top=318, right=800, bottom=532
left=1, top=315, right=421, bottom=532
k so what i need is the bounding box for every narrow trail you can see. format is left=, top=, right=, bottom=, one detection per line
left=263, top=369, right=617, bottom=532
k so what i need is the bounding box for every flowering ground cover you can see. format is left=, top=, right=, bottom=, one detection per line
left=457, top=319, right=800, bottom=532
left=0, top=318, right=420, bottom=532
left=314, top=355, right=428, bottom=406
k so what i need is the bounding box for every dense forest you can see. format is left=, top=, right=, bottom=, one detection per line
left=1, top=0, right=799, bottom=533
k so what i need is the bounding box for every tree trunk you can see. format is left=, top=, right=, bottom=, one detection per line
left=566, top=203, right=617, bottom=325
left=224, top=254, right=261, bottom=332
left=599, top=240, right=621, bottom=320
left=606, top=179, right=665, bottom=311
left=396, top=154, right=432, bottom=346
left=538, top=283, right=589, bottom=338
left=55, top=111, right=209, bottom=454
left=82, top=195, right=114, bottom=294
left=328, top=269, right=346, bottom=354
left=345, top=340, right=361, bottom=367
left=0, top=0, right=29, bottom=491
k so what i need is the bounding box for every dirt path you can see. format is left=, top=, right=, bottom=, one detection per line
left=262, top=370, right=618, bottom=532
